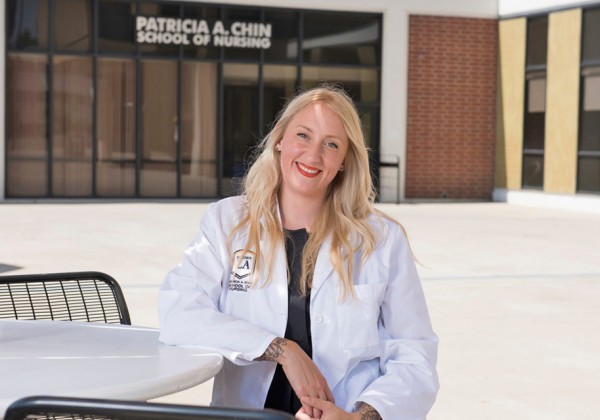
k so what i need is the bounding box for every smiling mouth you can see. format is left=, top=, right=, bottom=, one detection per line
left=296, top=162, right=321, bottom=178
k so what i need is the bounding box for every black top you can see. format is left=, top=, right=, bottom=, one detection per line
left=264, top=228, right=312, bottom=414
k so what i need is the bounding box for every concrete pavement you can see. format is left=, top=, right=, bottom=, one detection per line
left=1, top=200, right=599, bottom=419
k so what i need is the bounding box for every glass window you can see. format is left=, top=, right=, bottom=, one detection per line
left=4, top=3, right=383, bottom=199
left=302, top=66, right=378, bottom=102
left=54, top=0, right=92, bottom=52
left=140, top=60, right=178, bottom=197
left=264, top=10, right=298, bottom=62
left=523, top=76, right=546, bottom=150
left=526, top=16, right=548, bottom=67
left=262, top=65, right=297, bottom=134
left=582, top=8, right=600, bottom=62
left=580, top=69, right=600, bottom=152
left=6, top=54, right=49, bottom=196
left=181, top=62, right=219, bottom=197
left=96, top=58, right=136, bottom=197
left=139, top=2, right=181, bottom=56
left=523, top=155, right=544, bottom=188
left=577, top=157, right=600, bottom=192
left=578, top=67, right=600, bottom=193
left=182, top=4, right=221, bottom=59
left=523, top=15, right=547, bottom=189
left=6, top=0, right=49, bottom=50
left=303, top=11, right=380, bottom=65
left=522, top=75, right=545, bottom=189
left=223, top=8, right=262, bottom=61
left=52, top=56, right=93, bottom=196
left=98, top=0, right=136, bottom=54
left=222, top=63, right=259, bottom=195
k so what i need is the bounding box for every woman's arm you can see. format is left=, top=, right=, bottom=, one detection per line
left=158, top=201, right=277, bottom=365
left=354, top=222, right=439, bottom=419
left=256, top=337, right=335, bottom=418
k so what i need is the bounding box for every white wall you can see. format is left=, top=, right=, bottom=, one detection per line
left=498, top=0, right=598, bottom=17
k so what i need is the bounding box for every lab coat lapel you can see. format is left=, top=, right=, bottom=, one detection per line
left=258, top=208, right=288, bottom=293
left=310, top=236, right=334, bottom=295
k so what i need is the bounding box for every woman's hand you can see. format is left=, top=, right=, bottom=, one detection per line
left=295, top=398, right=381, bottom=420
left=295, top=397, right=358, bottom=420
left=257, top=338, right=334, bottom=418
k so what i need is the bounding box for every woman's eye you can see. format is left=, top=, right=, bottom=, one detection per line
left=325, top=142, right=339, bottom=149
left=297, top=132, right=309, bottom=139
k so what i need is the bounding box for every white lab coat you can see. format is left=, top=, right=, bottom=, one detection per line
left=158, top=196, right=439, bottom=420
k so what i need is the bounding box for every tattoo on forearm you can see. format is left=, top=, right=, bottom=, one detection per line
left=256, top=337, right=287, bottom=361
left=356, top=402, right=382, bottom=420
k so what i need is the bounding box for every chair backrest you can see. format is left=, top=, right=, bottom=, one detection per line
left=4, top=396, right=296, bottom=420
left=0, top=271, right=131, bottom=324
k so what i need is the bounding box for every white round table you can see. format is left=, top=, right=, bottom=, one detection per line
left=0, top=319, right=223, bottom=419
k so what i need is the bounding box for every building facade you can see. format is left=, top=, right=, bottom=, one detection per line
left=3, top=0, right=598, bottom=204
left=496, top=0, right=600, bottom=205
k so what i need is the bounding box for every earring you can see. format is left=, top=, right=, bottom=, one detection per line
left=339, top=165, right=345, bottom=172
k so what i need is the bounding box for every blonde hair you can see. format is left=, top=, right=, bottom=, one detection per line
left=231, top=85, right=379, bottom=298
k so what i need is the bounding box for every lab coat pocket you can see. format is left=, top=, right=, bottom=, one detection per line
left=336, top=283, right=383, bottom=350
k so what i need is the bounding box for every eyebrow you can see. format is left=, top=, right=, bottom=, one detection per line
left=295, top=125, right=343, bottom=141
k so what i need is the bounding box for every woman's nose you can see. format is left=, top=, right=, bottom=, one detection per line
left=303, top=139, right=323, bottom=161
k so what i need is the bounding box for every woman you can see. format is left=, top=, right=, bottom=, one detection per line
left=158, top=86, right=439, bottom=420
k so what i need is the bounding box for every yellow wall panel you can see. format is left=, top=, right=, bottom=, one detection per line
left=544, top=9, right=581, bottom=194
left=496, top=18, right=526, bottom=190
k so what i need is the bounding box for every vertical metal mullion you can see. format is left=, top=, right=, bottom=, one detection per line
left=216, top=6, right=225, bottom=198
left=47, top=0, right=55, bottom=197
left=257, top=10, right=265, bottom=137
left=376, top=14, right=384, bottom=200
left=297, top=11, right=303, bottom=91
left=216, top=61, right=223, bottom=198
left=91, top=0, right=98, bottom=197
left=176, top=59, right=182, bottom=198
left=135, top=0, right=142, bottom=197
left=176, top=4, right=184, bottom=198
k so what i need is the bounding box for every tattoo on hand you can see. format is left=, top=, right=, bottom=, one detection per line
left=356, top=402, right=382, bottom=420
left=257, top=337, right=287, bottom=362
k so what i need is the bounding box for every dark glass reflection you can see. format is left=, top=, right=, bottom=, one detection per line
left=577, top=157, right=600, bottom=192
left=523, top=77, right=545, bottom=150
left=182, top=4, right=221, bottom=59
left=222, top=64, right=259, bottom=195
left=262, top=65, right=297, bottom=136
left=264, top=10, right=298, bottom=62
left=7, top=0, right=49, bottom=50
left=139, top=2, right=181, bottom=56
left=522, top=155, right=544, bottom=188
left=303, top=11, right=380, bottom=65
left=582, top=8, right=600, bottom=62
left=54, top=0, right=92, bottom=52
left=223, top=8, right=262, bottom=61
left=302, top=66, right=378, bottom=102
left=526, top=16, right=548, bottom=67
left=580, top=72, right=600, bottom=152
left=98, top=0, right=136, bottom=54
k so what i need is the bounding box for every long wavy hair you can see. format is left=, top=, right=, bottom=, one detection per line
left=230, top=85, right=379, bottom=298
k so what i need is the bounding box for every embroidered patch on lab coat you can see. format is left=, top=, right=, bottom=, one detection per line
left=229, top=249, right=256, bottom=292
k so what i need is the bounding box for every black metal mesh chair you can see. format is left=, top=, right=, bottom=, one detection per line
left=0, top=271, right=131, bottom=324
left=3, top=396, right=295, bottom=420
